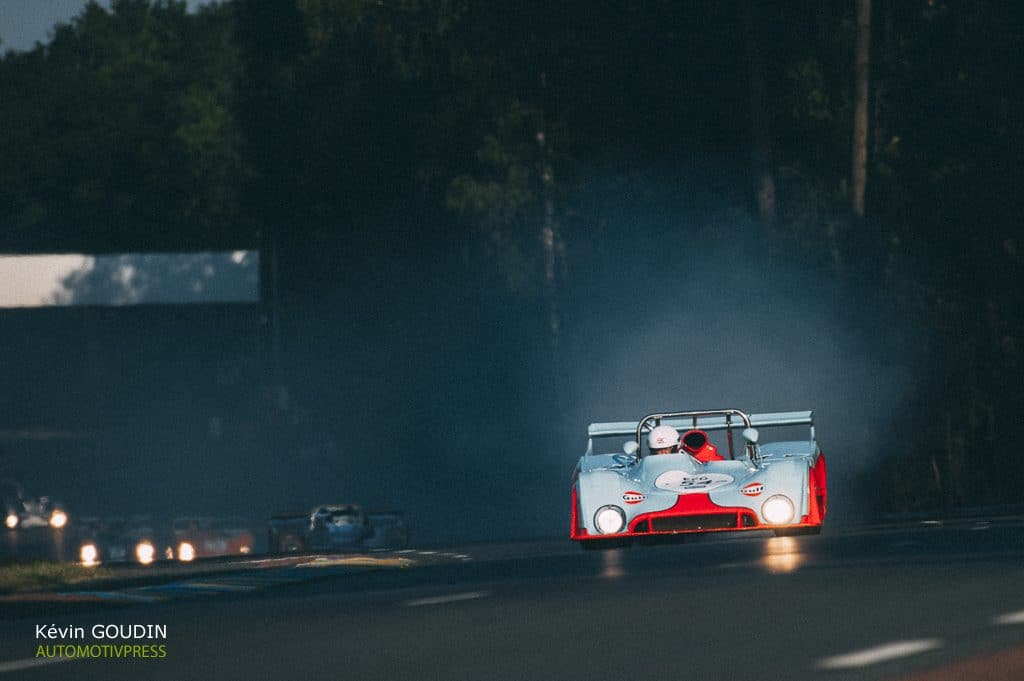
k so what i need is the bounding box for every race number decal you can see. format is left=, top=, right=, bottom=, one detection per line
left=654, top=471, right=734, bottom=494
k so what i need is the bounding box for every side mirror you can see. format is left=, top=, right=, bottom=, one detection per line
left=742, top=428, right=760, bottom=444
left=623, top=441, right=640, bottom=456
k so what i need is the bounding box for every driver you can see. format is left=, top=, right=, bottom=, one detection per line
left=648, top=425, right=680, bottom=454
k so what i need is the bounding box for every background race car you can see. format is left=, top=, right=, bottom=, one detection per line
left=171, top=516, right=255, bottom=561
left=571, top=409, right=827, bottom=547
left=77, top=515, right=162, bottom=565
left=2, top=480, right=68, bottom=531
left=307, top=504, right=372, bottom=551
left=267, top=507, right=408, bottom=553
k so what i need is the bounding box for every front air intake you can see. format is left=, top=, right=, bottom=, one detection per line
left=649, top=512, right=759, bottom=532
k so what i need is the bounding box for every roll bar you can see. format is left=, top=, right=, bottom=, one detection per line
left=587, top=409, right=815, bottom=460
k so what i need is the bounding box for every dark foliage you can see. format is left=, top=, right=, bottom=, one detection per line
left=1, top=0, right=1021, bottom=530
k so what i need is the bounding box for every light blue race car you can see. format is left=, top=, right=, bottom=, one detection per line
left=307, top=504, right=372, bottom=550
left=570, top=409, right=827, bottom=548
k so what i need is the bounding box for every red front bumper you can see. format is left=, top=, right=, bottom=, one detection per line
left=572, top=492, right=820, bottom=542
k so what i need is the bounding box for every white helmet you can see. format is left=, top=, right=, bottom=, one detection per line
left=648, top=424, right=680, bottom=450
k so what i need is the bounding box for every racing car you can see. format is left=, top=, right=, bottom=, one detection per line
left=171, top=516, right=255, bottom=561
left=307, top=504, right=372, bottom=551
left=76, top=516, right=161, bottom=566
left=266, top=506, right=407, bottom=553
left=3, top=480, right=68, bottom=531
left=570, top=409, right=827, bottom=547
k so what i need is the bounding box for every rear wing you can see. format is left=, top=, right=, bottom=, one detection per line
left=586, top=410, right=815, bottom=456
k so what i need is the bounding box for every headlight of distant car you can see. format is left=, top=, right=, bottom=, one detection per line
left=80, top=543, right=99, bottom=566
left=4, top=513, right=17, bottom=529
left=49, top=510, right=68, bottom=529
left=177, top=542, right=196, bottom=562
left=761, top=495, right=796, bottom=525
left=594, top=505, right=627, bottom=534
left=135, top=541, right=156, bottom=565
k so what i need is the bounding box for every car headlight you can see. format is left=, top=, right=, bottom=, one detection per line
left=80, top=543, right=99, bottom=566
left=761, top=495, right=796, bottom=525
left=135, top=541, right=156, bottom=565
left=594, top=505, right=627, bottom=534
left=4, top=514, right=17, bottom=529
left=177, top=542, right=196, bottom=562
left=49, top=510, right=68, bottom=529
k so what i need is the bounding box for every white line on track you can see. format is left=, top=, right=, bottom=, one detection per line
left=405, top=591, right=491, bottom=607
left=0, top=656, right=76, bottom=674
left=994, top=610, right=1024, bottom=625
left=815, top=639, right=943, bottom=669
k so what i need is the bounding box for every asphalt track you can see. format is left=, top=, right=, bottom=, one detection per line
left=3, top=520, right=1024, bottom=680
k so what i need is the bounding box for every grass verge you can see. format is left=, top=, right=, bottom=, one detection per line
left=0, top=561, right=112, bottom=593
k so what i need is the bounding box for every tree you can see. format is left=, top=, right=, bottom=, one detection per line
left=745, top=0, right=776, bottom=225
left=441, top=3, right=575, bottom=360
left=0, top=0, right=245, bottom=251
left=851, top=0, right=871, bottom=217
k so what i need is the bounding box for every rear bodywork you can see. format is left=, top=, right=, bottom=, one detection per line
left=364, top=512, right=409, bottom=549
left=571, top=409, right=827, bottom=546
left=267, top=512, right=310, bottom=553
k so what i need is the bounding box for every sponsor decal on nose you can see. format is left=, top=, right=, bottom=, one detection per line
left=741, top=482, right=765, bottom=497
left=654, top=471, right=734, bottom=494
left=622, top=491, right=646, bottom=504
